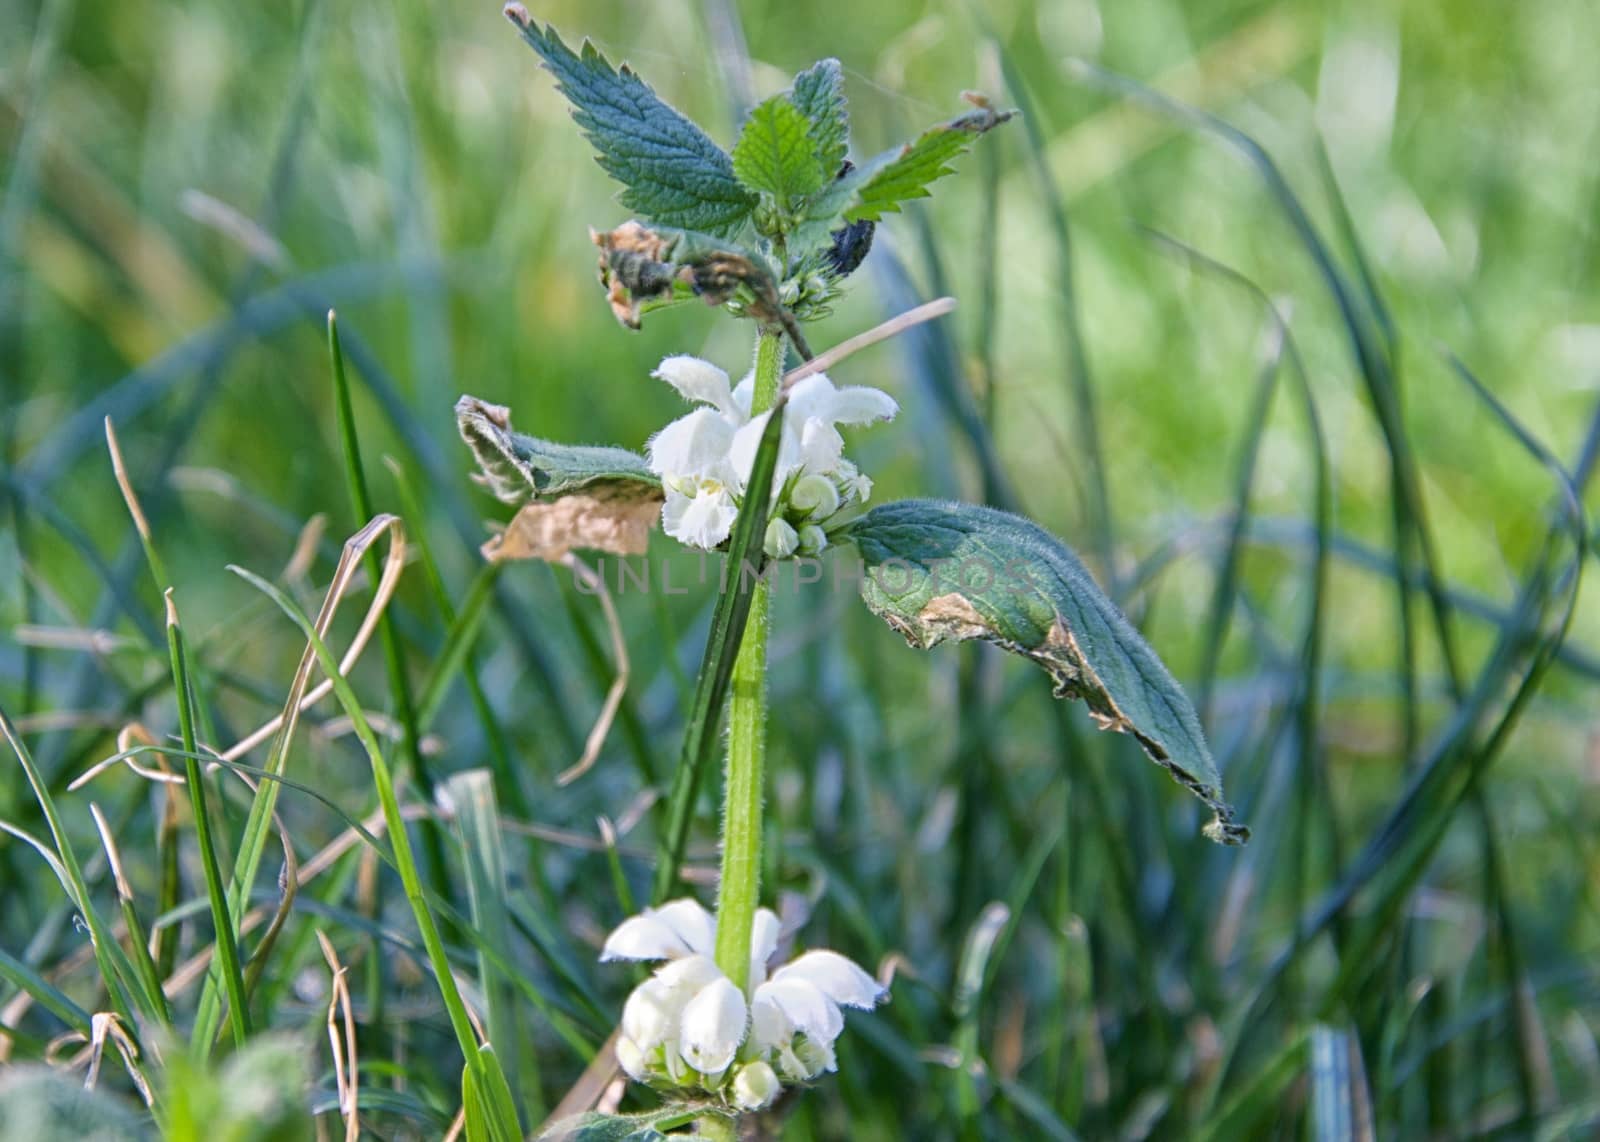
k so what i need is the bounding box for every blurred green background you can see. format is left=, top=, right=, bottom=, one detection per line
left=4, top=0, right=1600, bottom=1137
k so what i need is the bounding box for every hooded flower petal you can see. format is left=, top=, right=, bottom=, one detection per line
left=727, top=410, right=802, bottom=493
left=678, top=976, right=747, bottom=1075
left=654, top=356, right=739, bottom=414
left=786, top=374, right=897, bottom=427
left=752, top=977, right=844, bottom=1044
left=601, top=898, right=717, bottom=962
left=749, top=993, right=794, bottom=1055
left=620, top=976, right=679, bottom=1049
left=824, top=385, right=898, bottom=426
left=653, top=952, right=724, bottom=991
left=647, top=408, right=737, bottom=480
left=771, top=950, right=886, bottom=1009
left=663, top=487, right=738, bottom=549
left=749, top=907, right=782, bottom=987
left=796, top=418, right=845, bottom=475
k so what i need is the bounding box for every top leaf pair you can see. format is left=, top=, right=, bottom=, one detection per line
left=505, top=4, right=1011, bottom=330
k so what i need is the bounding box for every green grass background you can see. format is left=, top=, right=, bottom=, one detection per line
left=3, top=0, right=1599, bottom=1137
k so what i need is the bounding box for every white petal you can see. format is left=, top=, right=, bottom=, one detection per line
left=825, top=385, right=898, bottom=426
left=772, top=950, right=886, bottom=1009
left=678, top=977, right=748, bottom=1075
left=732, top=373, right=756, bottom=416
left=797, top=419, right=844, bottom=475
left=749, top=908, right=782, bottom=987
left=749, top=993, right=794, bottom=1054
left=784, top=375, right=841, bottom=426
left=602, top=914, right=692, bottom=963
left=601, top=898, right=716, bottom=962
left=620, top=977, right=679, bottom=1049
left=647, top=408, right=736, bottom=479
left=651, top=899, right=718, bottom=957
left=663, top=487, right=737, bottom=550
left=654, top=953, right=724, bottom=993
left=753, top=977, right=843, bottom=1044
left=654, top=356, right=737, bottom=414
left=727, top=412, right=801, bottom=492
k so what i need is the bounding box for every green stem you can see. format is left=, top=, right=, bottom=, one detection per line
left=711, top=328, right=784, bottom=992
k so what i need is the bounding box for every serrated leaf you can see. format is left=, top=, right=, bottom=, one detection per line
left=842, top=102, right=1013, bottom=223
left=843, top=500, right=1247, bottom=844
left=506, top=8, right=755, bottom=236
left=790, top=58, right=849, bottom=175
left=733, top=93, right=828, bottom=204
left=456, top=396, right=659, bottom=503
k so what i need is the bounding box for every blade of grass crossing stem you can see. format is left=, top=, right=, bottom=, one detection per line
left=651, top=380, right=787, bottom=905
left=445, top=769, right=542, bottom=1122
left=226, top=560, right=517, bottom=1129
left=167, top=591, right=251, bottom=1052
left=0, top=709, right=152, bottom=1030
left=327, top=314, right=444, bottom=872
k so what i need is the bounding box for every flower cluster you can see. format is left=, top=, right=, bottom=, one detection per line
left=645, top=356, right=897, bottom=557
left=601, top=898, right=887, bottom=1110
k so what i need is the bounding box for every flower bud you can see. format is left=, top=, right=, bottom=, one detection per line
left=764, top=518, right=800, bottom=559
left=797, top=523, right=828, bottom=555
left=790, top=473, right=841, bottom=521
left=732, top=1060, right=782, bottom=1110
left=614, top=1035, right=649, bottom=1081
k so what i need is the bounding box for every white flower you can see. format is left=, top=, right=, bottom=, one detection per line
left=646, top=356, right=896, bottom=552
left=679, top=976, right=747, bottom=1074
left=602, top=897, right=888, bottom=1104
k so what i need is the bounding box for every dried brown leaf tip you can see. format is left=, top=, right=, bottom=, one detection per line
left=484, top=486, right=660, bottom=563
left=592, top=221, right=784, bottom=332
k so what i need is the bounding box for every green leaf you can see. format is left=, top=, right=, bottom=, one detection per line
left=462, top=1046, right=523, bottom=1142
left=536, top=1106, right=707, bottom=1140
left=732, top=93, right=828, bottom=204
left=842, top=500, right=1247, bottom=844
left=842, top=102, right=1013, bottom=222
left=455, top=396, right=659, bottom=503
left=505, top=8, right=755, bottom=236
left=790, top=58, right=849, bottom=175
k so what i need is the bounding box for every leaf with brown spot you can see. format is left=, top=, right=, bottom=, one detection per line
left=843, top=499, right=1247, bottom=845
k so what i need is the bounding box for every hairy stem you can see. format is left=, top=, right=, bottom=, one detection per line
left=712, top=327, right=784, bottom=992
